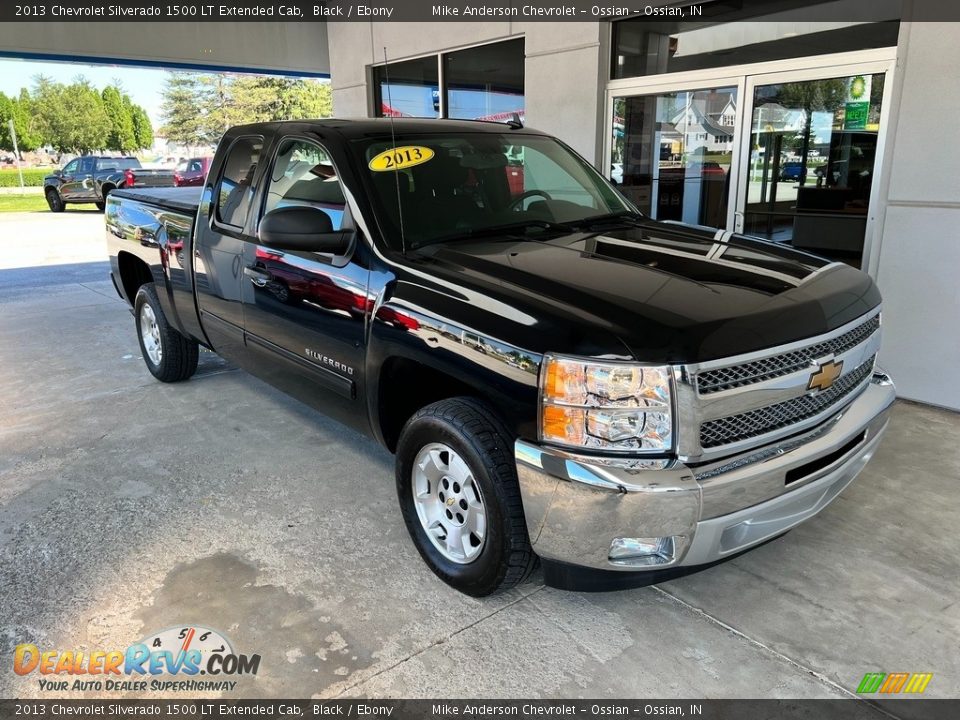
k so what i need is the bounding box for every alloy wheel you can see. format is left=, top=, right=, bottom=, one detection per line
left=411, top=442, right=487, bottom=564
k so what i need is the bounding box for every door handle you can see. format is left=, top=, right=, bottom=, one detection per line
left=243, top=265, right=271, bottom=287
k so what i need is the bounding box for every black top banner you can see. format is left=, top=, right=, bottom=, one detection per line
left=2, top=0, right=959, bottom=23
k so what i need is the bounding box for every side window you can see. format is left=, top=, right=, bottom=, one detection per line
left=216, top=137, right=263, bottom=229
left=263, top=138, right=345, bottom=231
left=62, top=159, right=79, bottom=175
left=78, top=157, right=95, bottom=175
left=189, top=160, right=203, bottom=173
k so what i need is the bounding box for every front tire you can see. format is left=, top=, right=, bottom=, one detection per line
left=46, top=188, right=64, bottom=213
left=96, top=185, right=113, bottom=212
left=134, top=283, right=199, bottom=383
left=396, top=397, right=537, bottom=596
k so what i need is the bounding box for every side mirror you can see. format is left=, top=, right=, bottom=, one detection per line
left=258, top=206, right=353, bottom=254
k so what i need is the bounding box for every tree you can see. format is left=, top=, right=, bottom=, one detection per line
left=15, top=88, right=42, bottom=151
left=159, top=71, right=334, bottom=148
left=197, top=74, right=242, bottom=144
left=0, top=90, right=41, bottom=153
left=278, top=79, right=332, bottom=119
left=159, top=72, right=204, bottom=147
left=129, top=103, right=154, bottom=150
left=102, top=85, right=136, bottom=152
left=33, top=76, right=109, bottom=153
left=0, top=93, right=12, bottom=151
left=226, top=76, right=332, bottom=122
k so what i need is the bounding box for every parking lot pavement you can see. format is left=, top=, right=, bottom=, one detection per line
left=0, top=212, right=957, bottom=706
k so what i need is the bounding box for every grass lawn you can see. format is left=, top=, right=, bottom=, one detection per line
left=0, top=195, right=52, bottom=213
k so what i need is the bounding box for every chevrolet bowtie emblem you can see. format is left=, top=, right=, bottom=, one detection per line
left=809, top=360, right=844, bottom=392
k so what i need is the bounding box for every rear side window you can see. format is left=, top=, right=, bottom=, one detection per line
left=216, top=136, right=263, bottom=228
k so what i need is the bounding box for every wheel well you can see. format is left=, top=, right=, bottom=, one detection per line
left=117, top=251, right=153, bottom=304
left=102, top=183, right=116, bottom=195
left=378, top=357, right=484, bottom=452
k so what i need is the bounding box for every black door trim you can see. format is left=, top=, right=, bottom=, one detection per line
left=244, top=332, right=356, bottom=399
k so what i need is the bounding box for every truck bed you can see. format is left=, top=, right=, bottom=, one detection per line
left=111, top=186, right=202, bottom=215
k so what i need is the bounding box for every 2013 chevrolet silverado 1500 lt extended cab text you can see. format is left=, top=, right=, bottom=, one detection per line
left=106, top=119, right=895, bottom=595
left=45, top=156, right=175, bottom=212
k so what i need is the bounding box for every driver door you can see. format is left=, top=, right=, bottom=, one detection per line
left=58, top=158, right=82, bottom=201
left=240, top=136, right=372, bottom=432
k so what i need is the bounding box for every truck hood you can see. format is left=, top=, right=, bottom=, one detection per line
left=415, top=220, right=880, bottom=364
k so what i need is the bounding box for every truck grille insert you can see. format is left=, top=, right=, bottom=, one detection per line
left=696, top=314, right=880, bottom=395
left=699, top=355, right=876, bottom=449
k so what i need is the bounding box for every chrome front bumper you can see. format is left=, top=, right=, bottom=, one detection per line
left=516, top=372, right=895, bottom=578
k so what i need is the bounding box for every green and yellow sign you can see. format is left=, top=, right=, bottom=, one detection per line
left=844, top=75, right=871, bottom=131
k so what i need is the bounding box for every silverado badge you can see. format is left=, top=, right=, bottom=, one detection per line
left=808, top=360, right=844, bottom=392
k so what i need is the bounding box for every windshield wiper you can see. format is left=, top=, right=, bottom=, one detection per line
left=565, top=210, right=645, bottom=230
left=415, top=219, right=573, bottom=248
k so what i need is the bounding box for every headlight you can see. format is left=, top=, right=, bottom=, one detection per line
left=539, top=354, right=673, bottom=453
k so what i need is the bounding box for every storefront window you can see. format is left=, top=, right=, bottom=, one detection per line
left=374, top=40, right=524, bottom=121
left=444, top=39, right=525, bottom=122
left=373, top=56, right=440, bottom=118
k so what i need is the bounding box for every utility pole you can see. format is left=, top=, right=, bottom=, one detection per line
left=9, top=119, right=25, bottom=194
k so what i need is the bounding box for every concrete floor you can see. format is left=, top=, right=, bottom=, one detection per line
left=0, top=210, right=957, bottom=706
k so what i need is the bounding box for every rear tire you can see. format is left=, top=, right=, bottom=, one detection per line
left=396, top=397, right=537, bottom=596
left=134, top=283, right=199, bottom=383
left=46, top=188, right=64, bottom=213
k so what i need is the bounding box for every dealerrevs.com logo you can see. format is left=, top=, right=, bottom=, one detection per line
left=14, top=625, right=260, bottom=693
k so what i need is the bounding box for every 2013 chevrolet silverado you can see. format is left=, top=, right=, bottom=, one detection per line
left=105, top=119, right=895, bottom=595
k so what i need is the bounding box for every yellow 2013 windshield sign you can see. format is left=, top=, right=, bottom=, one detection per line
left=369, top=146, right=435, bottom=172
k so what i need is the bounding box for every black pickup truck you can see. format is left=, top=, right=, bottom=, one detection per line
left=105, top=119, right=895, bottom=595
left=45, top=156, right=175, bottom=212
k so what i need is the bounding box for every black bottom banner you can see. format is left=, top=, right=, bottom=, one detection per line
left=1, top=699, right=957, bottom=720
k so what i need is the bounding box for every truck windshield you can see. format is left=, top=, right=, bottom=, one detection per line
left=353, top=133, right=632, bottom=249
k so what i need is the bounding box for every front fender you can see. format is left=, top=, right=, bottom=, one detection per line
left=364, top=278, right=544, bottom=445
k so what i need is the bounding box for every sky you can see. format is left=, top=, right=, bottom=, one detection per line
left=0, top=58, right=170, bottom=127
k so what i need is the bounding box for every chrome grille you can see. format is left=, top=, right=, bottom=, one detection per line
left=697, top=314, right=880, bottom=395
left=699, top=355, right=876, bottom=449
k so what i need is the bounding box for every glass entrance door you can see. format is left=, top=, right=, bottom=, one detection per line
left=736, top=68, right=889, bottom=265
left=611, top=83, right=742, bottom=229
left=608, top=56, right=894, bottom=270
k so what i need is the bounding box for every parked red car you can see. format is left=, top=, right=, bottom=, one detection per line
left=173, top=157, right=213, bottom=187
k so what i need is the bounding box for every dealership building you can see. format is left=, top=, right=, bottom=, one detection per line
left=1, top=0, right=957, bottom=410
